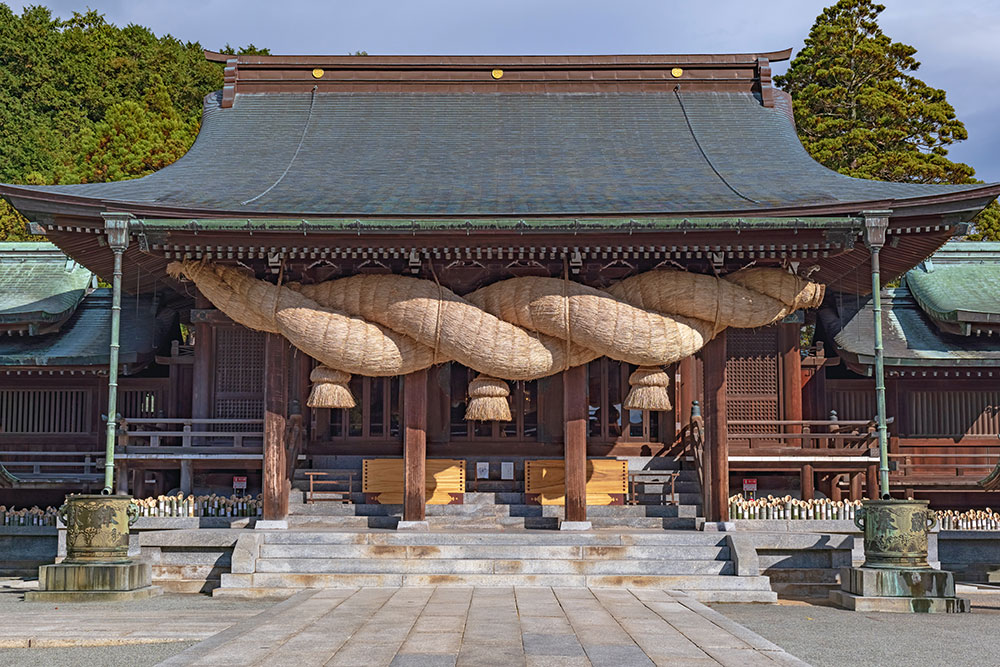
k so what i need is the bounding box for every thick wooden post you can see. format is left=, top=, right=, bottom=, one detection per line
left=850, top=472, right=864, bottom=501
left=800, top=464, right=815, bottom=501
left=703, top=332, right=729, bottom=522
left=867, top=464, right=880, bottom=500
left=677, top=355, right=698, bottom=428
left=262, top=333, right=289, bottom=521
left=180, top=460, right=193, bottom=495
left=779, top=322, right=803, bottom=425
left=563, top=364, right=588, bottom=523
left=191, top=291, right=214, bottom=423
left=404, top=368, right=428, bottom=522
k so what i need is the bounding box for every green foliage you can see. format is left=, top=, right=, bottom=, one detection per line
left=0, top=5, right=265, bottom=240
left=775, top=0, right=975, bottom=184
left=969, top=202, right=1000, bottom=241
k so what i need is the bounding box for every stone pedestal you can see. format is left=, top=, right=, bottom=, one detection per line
left=25, top=561, right=161, bottom=602
left=829, top=567, right=969, bottom=613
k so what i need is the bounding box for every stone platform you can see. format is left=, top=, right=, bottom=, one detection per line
left=25, top=561, right=162, bottom=602
left=829, top=566, right=970, bottom=613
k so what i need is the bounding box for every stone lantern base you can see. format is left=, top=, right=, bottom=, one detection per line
left=829, top=566, right=969, bottom=613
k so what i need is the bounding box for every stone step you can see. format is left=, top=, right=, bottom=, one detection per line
left=263, top=530, right=730, bottom=546
left=288, top=499, right=702, bottom=517
left=258, top=543, right=730, bottom=561
left=219, top=571, right=774, bottom=594
left=253, top=557, right=734, bottom=576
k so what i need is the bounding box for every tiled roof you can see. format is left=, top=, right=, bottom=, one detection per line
left=825, top=288, right=1000, bottom=368
left=3, top=91, right=993, bottom=217
left=0, top=242, right=92, bottom=335
left=904, top=242, right=1000, bottom=335
left=0, top=289, right=173, bottom=372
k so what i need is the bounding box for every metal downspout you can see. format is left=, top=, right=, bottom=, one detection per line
left=863, top=211, right=892, bottom=499
left=102, top=213, right=132, bottom=494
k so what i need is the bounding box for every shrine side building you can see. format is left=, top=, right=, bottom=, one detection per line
left=1, top=50, right=998, bottom=521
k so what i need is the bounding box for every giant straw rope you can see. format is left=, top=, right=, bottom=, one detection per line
left=168, top=260, right=824, bottom=420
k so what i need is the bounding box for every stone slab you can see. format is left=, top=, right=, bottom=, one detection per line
left=255, top=519, right=289, bottom=530
left=24, top=585, right=163, bottom=602
left=829, top=589, right=970, bottom=613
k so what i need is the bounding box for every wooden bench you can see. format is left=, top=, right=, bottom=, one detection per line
left=627, top=470, right=679, bottom=505
left=304, top=471, right=355, bottom=504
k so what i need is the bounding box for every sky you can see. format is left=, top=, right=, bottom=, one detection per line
left=9, top=0, right=1000, bottom=182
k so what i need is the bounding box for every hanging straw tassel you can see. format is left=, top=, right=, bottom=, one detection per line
left=464, top=375, right=512, bottom=421
left=307, top=366, right=356, bottom=408
left=623, top=366, right=672, bottom=411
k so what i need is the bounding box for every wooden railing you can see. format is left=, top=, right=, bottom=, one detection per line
left=0, top=451, right=104, bottom=483
left=889, top=437, right=1000, bottom=484
left=117, top=418, right=264, bottom=459
left=727, top=418, right=882, bottom=455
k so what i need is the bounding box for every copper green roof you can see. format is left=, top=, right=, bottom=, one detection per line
left=904, top=242, right=1000, bottom=336
left=827, top=288, right=1000, bottom=370
left=0, top=289, right=172, bottom=372
left=0, top=242, right=93, bottom=335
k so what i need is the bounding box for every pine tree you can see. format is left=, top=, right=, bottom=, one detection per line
left=775, top=0, right=997, bottom=240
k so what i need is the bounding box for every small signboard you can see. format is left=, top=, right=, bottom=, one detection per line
left=500, top=462, right=514, bottom=480
left=476, top=462, right=490, bottom=479
left=233, top=476, right=247, bottom=491
left=742, top=478, right=757, bottom=491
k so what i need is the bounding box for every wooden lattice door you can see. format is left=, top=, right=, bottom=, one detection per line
left=213, top=326, right=265, bottom=424
left=726, top=327, right=780, bottom=435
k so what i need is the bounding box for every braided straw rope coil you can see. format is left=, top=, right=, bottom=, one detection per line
left=167, top=261, right=824, bottom=420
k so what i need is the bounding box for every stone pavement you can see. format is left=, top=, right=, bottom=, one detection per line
left=159, top=587, right=807, bottom=667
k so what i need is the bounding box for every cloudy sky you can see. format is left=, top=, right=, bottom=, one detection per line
left=10, top=0, right=1000, bottom=181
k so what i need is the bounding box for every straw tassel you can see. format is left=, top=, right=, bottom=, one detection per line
left=623, top=366, right=672, bottom=411
left=464, top=375, right=512, bottom=421
left=307, top=366, right=356, bottom=409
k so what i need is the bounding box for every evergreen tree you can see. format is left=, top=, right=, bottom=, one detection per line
left=0, top=5, right=266, bottom=240
left=776, top=0, right=998, bottom=239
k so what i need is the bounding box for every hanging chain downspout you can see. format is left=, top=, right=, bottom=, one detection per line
left=862, top=211, right=892, bottom=500
left=102, top=213, right=132, bottom=494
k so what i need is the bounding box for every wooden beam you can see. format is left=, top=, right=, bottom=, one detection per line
left=703, top=332, right=729, bottom=522
left=404, top=368, right=428, bottom=522
left=262, top=333, right=289, bottom=521
left=563, top=364, right=588, bottom=523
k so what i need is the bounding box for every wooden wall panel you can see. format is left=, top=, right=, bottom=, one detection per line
left=363, top=458, right=465, bottom=504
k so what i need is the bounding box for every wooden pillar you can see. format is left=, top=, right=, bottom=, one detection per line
left=779, top=322, right=803, bottom=426
left=827, top=474, right=842, bottom=502
left=850, top=472, right=864, bottom=501
left=703, top=332, right=729, bottom=522
left=867, top=464, right=880, bottom=500
left=563, top=364, right=588, bottom=523
left=800, top=464, right=815, bottom=501
left=262, top=333, right=289, bottom=521
left=677, top=355, right=698, bottom=427
left=180, top=460, right=193, bottom=495
left=191, top=291, right=214, bottom=422
left=404, top=368, right=428, bottom=522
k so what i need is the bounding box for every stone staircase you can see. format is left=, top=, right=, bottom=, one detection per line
left=214, top=530, right=777, bottom=603
left=288, top=455, right=704, bottom=531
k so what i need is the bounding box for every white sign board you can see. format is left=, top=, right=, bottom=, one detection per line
left=742, top=478, right=757, bottom=492
left=501, top=462, right=514, bottom=480
left=233, top=476, right=247, bottom=490
left=476, top=462, right=490, bottom=479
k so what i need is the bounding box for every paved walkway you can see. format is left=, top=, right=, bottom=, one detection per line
left=159, top=587, right=806, bottom=667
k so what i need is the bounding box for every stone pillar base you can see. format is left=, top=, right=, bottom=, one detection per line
left=25, top=561, right=161, bottom=602
left=396, top=521, right=430, bottom=531
left=829, top=567, right=969, bottom=613
left=559, top=521, right=592, bottom=531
